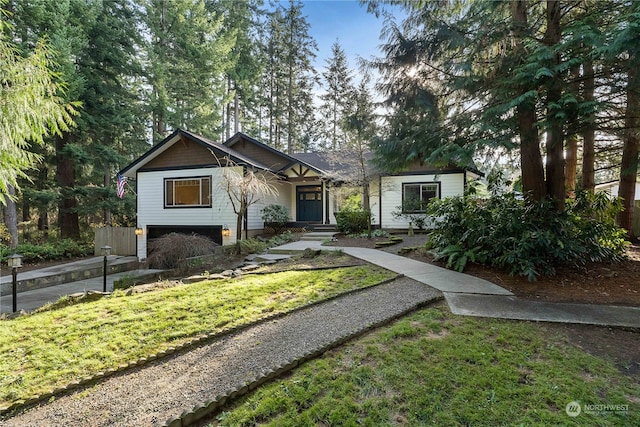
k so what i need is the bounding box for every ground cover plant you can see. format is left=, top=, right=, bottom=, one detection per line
left=0, top=265, right=394, bottom=406
left=211, top=305, right=640, bottom=427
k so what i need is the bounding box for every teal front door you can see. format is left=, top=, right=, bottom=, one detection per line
left=296, top=185, right=323, bottom=222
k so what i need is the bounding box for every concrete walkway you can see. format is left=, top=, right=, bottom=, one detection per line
left=271, top=239, right=640, bottom=329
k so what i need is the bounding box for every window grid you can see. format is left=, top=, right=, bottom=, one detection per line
left=164, top=176, right=211, bottom=208
left=402, top=182, right=439, bottom=213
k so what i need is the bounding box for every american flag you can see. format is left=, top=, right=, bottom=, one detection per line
left=116, top=173, right=127, bottom=199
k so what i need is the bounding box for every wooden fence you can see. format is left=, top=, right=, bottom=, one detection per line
left=94, top=226, right=136, bottom=256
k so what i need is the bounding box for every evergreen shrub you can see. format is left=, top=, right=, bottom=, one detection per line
left=0, top=239, right=93, bottom=263
left=427, top=188, right=628, bottom=281
left=336, top=209, right=370, bottom=234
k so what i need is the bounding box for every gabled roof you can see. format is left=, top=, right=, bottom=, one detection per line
left=119, top=129, right=270, bottom=178
left=225, top=132, right=329, bottom=175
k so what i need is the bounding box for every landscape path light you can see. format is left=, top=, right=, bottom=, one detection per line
left=101, top=245, right=112, bottom=292
left=7, top=253, right=23, bottom=313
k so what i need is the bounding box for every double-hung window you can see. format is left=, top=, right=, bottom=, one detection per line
left=402, top=182, right=439, bottom=213
left=164, top=176, right=211, bottom=208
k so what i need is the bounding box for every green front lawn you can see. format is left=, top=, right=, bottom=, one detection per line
left=0, top=266, right=395, bottom=406
left=214, top=306, right=640, bottom=426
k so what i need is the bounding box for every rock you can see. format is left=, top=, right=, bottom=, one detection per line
left=221, top=270, right=234, bottom=277
left=240, top=264, right=260, bottom=272
left=302, top=248, right=321, bottom=258
left=183, top=275, right=208, bottom=284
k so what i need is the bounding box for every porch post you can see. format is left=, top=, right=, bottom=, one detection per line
left=324, top=181, right=330, bottom=224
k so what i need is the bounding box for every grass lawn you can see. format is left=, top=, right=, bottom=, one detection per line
left=212, top=305, right=640, bottom=427
left=0, top=265, right=395, bottom=406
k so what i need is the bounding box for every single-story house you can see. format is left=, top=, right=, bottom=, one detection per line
left=596, top=180, right=640, bottom=201
left=119, top=129, right=482, bottom=260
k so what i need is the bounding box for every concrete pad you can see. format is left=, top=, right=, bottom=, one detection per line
left=254, top=254, right=292, bottom=262
left=445, top=293, right=640, bottom=329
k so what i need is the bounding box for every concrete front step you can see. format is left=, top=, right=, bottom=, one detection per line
left=312, top=225, right=337, bottom=232
left=300, top=232, right=338, bottom=242
left=0, top=256, right=139, bottom=296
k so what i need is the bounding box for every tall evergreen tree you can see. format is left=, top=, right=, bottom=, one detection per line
left=1, top=8, right=76, bottom=246
left=319, top=41, right=354, bottom=150
left=259, top=1, right=317, bottom=152
left=143, top=0, right=235, bottom=142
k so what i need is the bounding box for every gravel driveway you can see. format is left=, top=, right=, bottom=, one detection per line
left=2, top=277, right=441, bottom=427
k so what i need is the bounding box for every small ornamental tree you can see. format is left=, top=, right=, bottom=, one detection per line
left=221, top=160, right=279, bottom=240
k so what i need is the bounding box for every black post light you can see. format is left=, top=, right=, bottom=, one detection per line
left=101, top=245, right=112, bottom=293
left=7, top=254, right=23, bottom=313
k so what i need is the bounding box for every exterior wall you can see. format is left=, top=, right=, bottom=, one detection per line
left=378, top=173, right=465, bottom=229
left=136, top=166, right=238, bottom=260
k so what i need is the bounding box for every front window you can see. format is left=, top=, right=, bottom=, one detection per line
left=402, top=182, right=439, bottom=213
left=165, top=176, right=211, bottom=207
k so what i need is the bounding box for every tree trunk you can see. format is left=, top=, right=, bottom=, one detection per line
left=511, top=0, right=546, bottom=201
left=236, top=201, right=245, bottom=241
left=56, top=135, right=80, bottom=239
left=581, top=60, right=596, bottom=191
left=617, top=63, right=639, bottom=239
left=104, top=165, right=112, bottom=226
left=226, top=76, right=232, bottom=141
left=544, top=0, right=565, bottom=211
left=565, top=65, right=580, bottom=199
left=3, top=185, right=19, bottom=249
left=234, top=91, right=240, bottom=134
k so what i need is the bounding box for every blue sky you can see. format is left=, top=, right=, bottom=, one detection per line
left=273, top=0, right=405, bottom=74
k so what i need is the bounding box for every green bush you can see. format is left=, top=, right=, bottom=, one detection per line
left=336, top=209, right=370, bottom=234
left=427, top=189, right=628, bottom=280
left=233, top=238, right=268, bottom=255
left=0, top=239, right=93, bottom=264
left=261, top=204, right=290, bottom=232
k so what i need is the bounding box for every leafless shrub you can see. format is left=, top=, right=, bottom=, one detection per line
left=147, top=233, right=218, bottom=271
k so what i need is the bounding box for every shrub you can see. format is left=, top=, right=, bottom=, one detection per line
left=233, top=238, right=268, bottom=255
left=336, top=209, right=370, bottom=234
left=391, top=197, right=432, bottom=230
left=147, top=233, right=218, bottom=270
left=0, top=239, right=93, bottom=264
left=261, top=204, right=290, bottom=233
left=427, top=190, right=628, bottom=281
